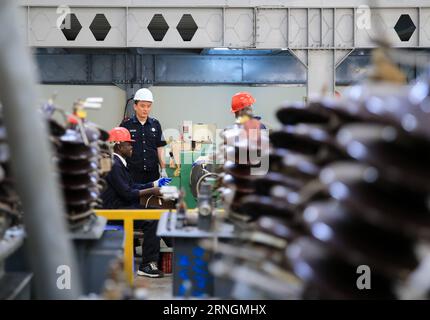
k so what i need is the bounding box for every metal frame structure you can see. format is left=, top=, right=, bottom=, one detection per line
left=35, top=49, right=307, bottom=85
left=19, top=1, right=430, bottom=94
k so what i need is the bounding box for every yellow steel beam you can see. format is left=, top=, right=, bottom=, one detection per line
left=94, top=209, right=167, bottom=285
left=123, top=218, right=134, bottom=285
left=94, top=209, right=166, bottom=221
left=94, top=208, right=221, bottom=285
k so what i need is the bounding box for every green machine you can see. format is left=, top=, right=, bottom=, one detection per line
left=165, top=144, right=215, bottom=209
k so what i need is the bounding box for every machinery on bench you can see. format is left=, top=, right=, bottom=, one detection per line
left=157, top=184, right=235, bottom=298
left=158, top=140, right=240, bottom=298
left=164, top=121, right=218, bottom=209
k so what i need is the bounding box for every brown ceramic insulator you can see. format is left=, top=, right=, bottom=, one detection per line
left=61, top=173, right=99, bottom=190
left=286, top=237, right=396, bottom=299
left=64, top=188, right=99, bottom=206
left=269, top=147, right=318, bottom=172
left=272, top=149, right=321, bottom=182
left=97, top=128, right=110, bottom=142
left=67, top=202, right=95, bottom=214
left=223, top=143, right=265, bottom=166
left=270, top=129, right=346, bottom=163
left=337, top=123, right=430, bottom=193
left=82, top=126, right=102, bottom=143
left=333, top=82, right=430, bottom=141
left=319, top=162, right=430, bottom=240
left=253, top=171, right=305, bottom=197
left=268, top=148, right=288, bottom=172
left=222, top=173, right=256, bottom=193
left=67, top=209, right=94, bottom=222
left=223, top=160, right=262, bottom=178
left=68, top=213, right=95, bottom=230
left=239, top=194, right=296, bottom=222
left=57, top=158, right=98, bottom=175
left=57, top=144, right=98, bottom=160
left=48, top=119, right=66, bottom=137
left=97, top=179, right=107, bottom=190
left=59, top=129, right=86, bottom=144
left=302, top=200, right=418, bottom=278
left=294, top=180, right=331, bottom=207
left=79, top=121, right=109, bottom=141
left=225, top=186, right=257, bottom=215
left=276, top=102, right=336, bottom=128
left=256, top=216, right=302, bottom=242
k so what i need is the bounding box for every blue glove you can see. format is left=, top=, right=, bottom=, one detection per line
left=160, top=168, right=168, bottom=178
left=154, top=177, right=172, bottom=187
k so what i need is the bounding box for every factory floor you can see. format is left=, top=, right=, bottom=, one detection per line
left=134, top=246, right=173, bottom=300
left=134, top=274, right=173, bottom=300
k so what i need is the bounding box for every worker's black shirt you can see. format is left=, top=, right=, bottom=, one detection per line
left=101, top=155, right=153, bottom=209
left=253, top=116, right=267, bottom=129
left=120, top=116, right=166, bottom=175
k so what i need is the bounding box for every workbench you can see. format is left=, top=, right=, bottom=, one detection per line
left=94, top=209, right=165, bottom=285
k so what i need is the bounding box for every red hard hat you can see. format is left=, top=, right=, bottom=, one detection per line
left=67, top=115, right=79, bottom=125
left=108, top=127, right=135, bottom=143
left=231, top=92, right=256, bottom=113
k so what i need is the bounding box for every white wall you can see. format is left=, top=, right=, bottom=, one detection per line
left=38, top=84, right=307, bottom=132
left=37, top=84, right=126, bottom=130
left=150, top=85, right=306, bottom=132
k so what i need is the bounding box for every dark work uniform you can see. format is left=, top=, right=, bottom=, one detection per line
left=101, top=155, right=162, bottom=265
left=253, top=116, right=267, bottom=129
left=120, top=116, right=167, bottom=184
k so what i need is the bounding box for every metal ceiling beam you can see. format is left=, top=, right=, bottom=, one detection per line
left=36, top=49, right=430, bottom=87
left=18, top=5, right=430, bottom=49
left=17, top=1, right=429, bottom=8
left=35, top=51, right=307, bottom=85
left=34, top=48, right=430, bottom=87
left=24, top=2, right=430, bottom=96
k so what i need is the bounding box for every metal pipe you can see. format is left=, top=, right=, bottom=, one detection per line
left=0, top=0, right=82, bottom=299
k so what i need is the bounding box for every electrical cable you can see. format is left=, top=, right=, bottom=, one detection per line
left=123, top=97, right=134, bottom=121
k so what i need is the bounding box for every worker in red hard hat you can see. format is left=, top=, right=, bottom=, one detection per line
left=231, top=91, right=256, bottom=114
left=231, top=92, right=266, bottom=129
left=101, top=127, right=171, bottom=278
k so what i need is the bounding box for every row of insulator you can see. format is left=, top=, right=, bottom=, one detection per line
left=239, top=79, right=430, bottom=299
left=49, top=119, right=111, bottom=230
left=219, top=120, right=268, bottom=219
left=213, top=77, right=430, bottom=299
left=0, top=116, right=22, bottom=240
left=214, top=103, right=348, bottom=299
left=210, top=118, right=305, bottom=299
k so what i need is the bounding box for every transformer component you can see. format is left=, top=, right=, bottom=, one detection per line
left=43, top=103, right=112, bottom=231
left=210, top=52, right=430, bottom=299
left=0, top=110, right=22, bottom=240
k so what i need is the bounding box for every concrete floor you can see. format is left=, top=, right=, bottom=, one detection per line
left=134, top=247, right=173, bottom=300
left=134, top=274, right=173, bottom=300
